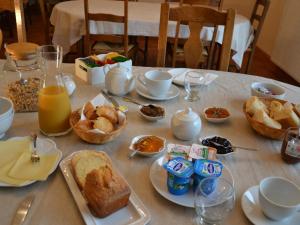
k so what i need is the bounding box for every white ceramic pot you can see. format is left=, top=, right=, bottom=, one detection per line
left=171, top=107, right=201, bottom=140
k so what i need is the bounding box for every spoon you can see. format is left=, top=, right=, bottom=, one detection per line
left=122, top=96, right=144, bottom=106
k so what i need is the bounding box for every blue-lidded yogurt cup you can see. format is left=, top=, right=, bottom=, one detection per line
left=193, top=159, right=223, bottom=192
left=163, top=157, right=194, bottom=195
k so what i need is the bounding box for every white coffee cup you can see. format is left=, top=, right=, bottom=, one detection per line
left=138, top=70, right=173, bottom=97
left=259, top=177, right=300, bottom=221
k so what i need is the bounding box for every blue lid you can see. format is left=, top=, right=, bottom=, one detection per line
left=194, top=159, right=223, bottom=177
left=163, top=157, right=194, bottom=178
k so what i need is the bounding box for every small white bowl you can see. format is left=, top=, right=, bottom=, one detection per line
left=251, top=82, right=286, bottom=100
left=203, top=107, right=230, bottom=123
left=0, top=97, right=14, bottom=139
left=129, top=135, right=166, bottom=157
left=138, top=104, right=165, bottom=122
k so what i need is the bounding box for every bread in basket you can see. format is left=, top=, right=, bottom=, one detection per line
left=70, top=104, right=127, bottom=144
left=243, top=97, right=299, bottom=140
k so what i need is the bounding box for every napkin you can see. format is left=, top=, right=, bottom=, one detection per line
left=173, top=70, right=218, bottom=86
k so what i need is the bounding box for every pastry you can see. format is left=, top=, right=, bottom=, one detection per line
left=71, top=151, right=112, bottom=189
left=246, top=96, right=268, bottom=116
left=84, top=102, right=97, bottom=120
left=96, top=105, right=118, bottom=124
left=93, top=117, right=114, bottom=133
left=252, top=109, right=282, bottom=129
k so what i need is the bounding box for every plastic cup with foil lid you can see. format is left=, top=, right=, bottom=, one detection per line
left=281, top=127, right=300, bottom=164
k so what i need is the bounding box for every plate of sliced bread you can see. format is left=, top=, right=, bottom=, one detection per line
left=60, top=150, right=150, bottom=225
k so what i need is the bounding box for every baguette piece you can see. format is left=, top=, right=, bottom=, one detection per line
left=71, top=151, right=112, bottom=189
left=272, top=107, right=300, bottom=128
left=294, top=104, right=300, bottom=118
left=84, top=167, right=131, bottom=218
left=246, top=96, right=268, bottom=116
left=252, top=109, right=282, bottom=129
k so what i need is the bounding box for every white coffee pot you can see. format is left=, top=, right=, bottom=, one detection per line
left=171, top=107, right=201, bottom=140
left=105, top=66, right=135, bottom=96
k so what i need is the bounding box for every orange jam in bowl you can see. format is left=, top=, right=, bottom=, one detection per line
left=133, top=136, right=164, bottom=153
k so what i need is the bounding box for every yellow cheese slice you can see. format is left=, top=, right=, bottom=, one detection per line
left=8, top=152, right=60, bottom=181
left=0, top=160, right=28, bottom=186
left=0, top=137, right=31, bottom=167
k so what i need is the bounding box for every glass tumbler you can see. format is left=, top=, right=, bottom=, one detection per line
left=37, top=45, right=71, bottom=136
left=194, top=177, right=235, bottom=225
left=184, top=71, right=204, bottom=102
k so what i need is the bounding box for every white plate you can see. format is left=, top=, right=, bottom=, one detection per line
left=241, top=185, right=300, bottom=225
left=149, top=156, right=234, bottom=208
left=0, top=136, right=62, bottom=187
left=168, top=68, right=218, bottom=86
left=59, top=151, right=151, bottom=225
left=198, top=136, right=235, bottom=157
left=136, top=82, right=180, bottom=101
left=129, top=135, right=166, bottom=157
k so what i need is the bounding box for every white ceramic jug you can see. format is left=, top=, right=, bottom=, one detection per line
left=105, top=66, right=135, bottom=96
left=171, top=107, right=201, bottom=140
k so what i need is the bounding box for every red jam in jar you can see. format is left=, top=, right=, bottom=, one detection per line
left=281, top=128, right=300, bottom=164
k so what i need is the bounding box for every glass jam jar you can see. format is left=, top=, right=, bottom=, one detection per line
left=2, top=42, right=42, bottom=112
left=281, top=127, right=300, bottom=164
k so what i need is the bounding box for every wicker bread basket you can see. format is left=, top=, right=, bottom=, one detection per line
left=70, top=109, right=127, bottom=144
left=243, top=98, right=289, bottom=140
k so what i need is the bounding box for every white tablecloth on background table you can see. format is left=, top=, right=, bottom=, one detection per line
left=50, top=0, right=253, bottom=67
left=0, top=60, right=299, bottom=225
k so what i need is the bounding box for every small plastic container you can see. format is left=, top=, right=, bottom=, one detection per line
left=163, top=157, right=193, bottom=195
left=193, top=159, right=223, bottom=191
left=281, top=127, right=300, bottom=164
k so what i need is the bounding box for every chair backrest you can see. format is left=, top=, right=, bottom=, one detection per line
left=84, top=0, right=129, bottom=56
left=157, top=3, right=235, bottom=70
left=0, top=29, right=2, bottom=48
left=250, top=0, right=270, bottom=50
left=165, top=0, right=223, bottom=10
left=14, top=0, right=27, bottom=42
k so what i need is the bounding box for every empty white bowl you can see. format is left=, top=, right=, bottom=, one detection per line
left=0, top=97, right=14, bottom=139
left=251, top=82, right=286, bottom=100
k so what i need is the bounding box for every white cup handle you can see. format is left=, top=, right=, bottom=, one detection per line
left=138, top=73, right=147, bottom=86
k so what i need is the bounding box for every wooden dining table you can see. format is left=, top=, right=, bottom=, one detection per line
left=0, top=60, right=299, bottom=225
left=50, top=0, right=253, bottom=67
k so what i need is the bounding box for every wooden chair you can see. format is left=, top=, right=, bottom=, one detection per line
left=244, top=0, right=270, bottom=74
left=157, top=3, right=235, bottom=71
left=166, top=0, right=224, bottom=67
left=0, top=29, right=3, bottom=48
left=84, top=0, right=138, bottom=59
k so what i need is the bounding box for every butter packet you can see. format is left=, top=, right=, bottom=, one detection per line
left=188, top=144, right=217, bottom=161
left=166, top=144, right=190, bottom=161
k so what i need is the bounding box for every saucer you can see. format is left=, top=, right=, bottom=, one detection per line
left=241, top=185, right=300, bottom=225
left=136, top=82, right=180, bottom=101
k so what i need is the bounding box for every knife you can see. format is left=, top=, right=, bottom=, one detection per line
left=11, top=195, right=35, bottom=225
left=100, top=89, right=120, bottom=108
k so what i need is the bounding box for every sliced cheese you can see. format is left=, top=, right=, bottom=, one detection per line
left=0, top=160, right=28, bottom=186
left=0, top=137, right=31, bottom=167
left=8, top=152, right=60, bottom=181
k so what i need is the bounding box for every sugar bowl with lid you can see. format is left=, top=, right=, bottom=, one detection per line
left=171, top=107, right=201, bottom=140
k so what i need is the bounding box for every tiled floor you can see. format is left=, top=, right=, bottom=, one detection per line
left=1, top=5, right=299, bottom=87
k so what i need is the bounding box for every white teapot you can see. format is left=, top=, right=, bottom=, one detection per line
left=105, top=66, right=135, bottom=96
left=171, top=107, right=201, bottom=140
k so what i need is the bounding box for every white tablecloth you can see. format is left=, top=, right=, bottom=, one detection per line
left=0, top=60, right=300, bottom=225
left=50, top=0, right=253, bottom=67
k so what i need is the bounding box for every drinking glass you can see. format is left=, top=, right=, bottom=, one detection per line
left=194, top=177, right=235, bottom=225
left=184, top=71, right=204, bottom=102
left=37, top=45, right=72, bottom=136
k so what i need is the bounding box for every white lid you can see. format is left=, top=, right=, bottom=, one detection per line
left=174, top=107, right=199, bottom=122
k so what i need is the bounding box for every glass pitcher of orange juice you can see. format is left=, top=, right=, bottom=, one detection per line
left=37, top=45, right=71, bottom=136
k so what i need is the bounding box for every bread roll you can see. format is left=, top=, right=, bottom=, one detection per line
left=252, top=109, right=282, bottom=129
left=294, top=104, right=300, bottom=117
left=84, top=102, right=98, bottom=120
left=84, top=167, right=131, bottom=218
left=272, top=107, right=300, bottom=128
left=96, top=105, right=118, bottom=124
left=93, top=117, right=114, bottom=133
left=269, top=101, right=284, bottom=118
left=71, top=151, right=112, bottom=189
left=246, top=96, right=268, bottom=116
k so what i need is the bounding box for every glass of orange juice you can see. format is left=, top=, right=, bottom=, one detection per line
left=37, top=45, right=71, bottom=136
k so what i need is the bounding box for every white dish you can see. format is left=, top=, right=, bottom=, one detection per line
left=149, top=156, right=234, bottom=208
left=168, top=68, right=218, bottom=86
left=138, top=104, right=165, bottom=121
left=241, top=185, right=300, bottom=225
left=129, top=135, right=166, bottom=157
left=0, top=136, right=62, bottom=187
left=59, top=151, right=151, bottom=225
left=203, top=107, right=230, bottom=123
left=251, top=82, right=286, bottom=100
left=136, top=82, right=180, bottom=101
left=198, top=136, right=235, bottom=157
